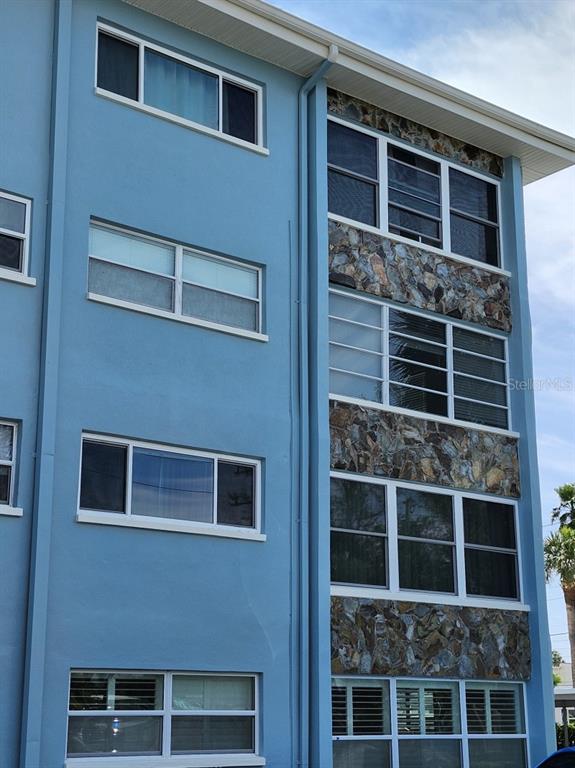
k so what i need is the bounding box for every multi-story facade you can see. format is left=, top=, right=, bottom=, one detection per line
left=1, top=1, right=573, bottom=767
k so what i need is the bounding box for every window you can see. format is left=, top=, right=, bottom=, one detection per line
left=79, top=435, right=261, bottom=535
left=332, top=678, right=391, bottom=768
left=330, top=477, right=387, bottom=587
left=0, top=191, right=31, bottom=276
left=329, top=289, right=510, bottom=430
left=328, top=121, right=378, bottom=227
left=67, top=671, right=260, bottom=761
left=327, top=117, right=501, bottom=268
left=96, top=26, right=262, bottom=148
left=397, top=488, right=455, bottom=594
left=330, top=475, right=521, bottom=603
left=0, top=422, right=17, bottom=507
left=88, top=223, right=263, bottom=337
left=333, top=678, right=527, bottom=768
left=464, top=498, right=519, bottom=599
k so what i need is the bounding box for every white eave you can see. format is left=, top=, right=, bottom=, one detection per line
left=122, top=0, right=575, bottom=183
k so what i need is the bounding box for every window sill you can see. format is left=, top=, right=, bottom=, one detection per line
left=0, top=267, right=36, bottom=286
left=328, top=213, right=511, bottom=278
left=0, top=505, right=23, bottom=517
left=331, top=585, right=530, bottom=612
left=66, top=756, right=266, bottom=768
left=95, top=87, right=269, bottom=156
left=77, top=510, right=266, bottom=542
left=330, top=394, right=520, bottom=439
left=87, top=293, right=269, bottom=342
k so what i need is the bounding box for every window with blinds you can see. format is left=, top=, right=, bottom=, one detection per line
left=67, top=671, right=259, bottom=759
left=0, top=422, right=17, bottom=508
left=329, top=289, right=510, bottom=430
left=332, top=677, right=527, bottom=768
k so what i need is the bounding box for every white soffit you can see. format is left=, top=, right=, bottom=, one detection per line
left=122, top=0, right=575, bottom=184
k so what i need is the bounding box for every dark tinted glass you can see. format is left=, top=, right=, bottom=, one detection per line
left=399, top=540, right=455, bottom=592
left=388, top=205, right=441, bottom=242
left=389, top=335, right=447, bottom=368
left=80, top=441, right=127, bottom=512
left=468, top=738, right=526, bottom=768
left=333, top=739, right=391, bottom=768
left=454, top=399, right=508, bottom=429
left=0, top=466, right=10, bottom=504
left=328, top=170, right=377, bottom=226
left=331, top=531, right=387, bottom=586
left=453, top=351, right=506, bottom=382
left=397, top=488, right=454, bottom=540
left=0, top=233, right=22, bottom=271
left=388, top=144, right=440, bottom=175
left=67, top=716, right=162, bottom=756
left=389, top=384, right=448, bottom=416
left=97, top=32, right=139, bottom=100
left=217, top=462, right=255, bottom=527
left=463, top=498, right=516, bottom=548
left=171, top=715, right=254, bottom=752
left=399, top=740, right=462, bottom=767
left=450, top=213, right=499, bottom=266
left=0, top=196, right=26, bottom=232
left=454, top=376, right=507, bottom=406
left=223, top=81, right=256, bottom=143
left=69, top=673, right=108, bottom=711
left=389, top=187, right=440, bottom=217
left=352, top=687, right=384, bottom=734
left=453, top=327, right=505, bottom=359
left=332, top=686, right=347, bottom=735
left=328, top=121, right=378, bottom=179
left=330, top=477, right=386, bottom=532
left=449, top=168, right=498, bottom=222
left=389, top=310, right=445, bottom=344
left=465, top=549, right=518, bottom=598
left=389, top=360, right=447, bottom=392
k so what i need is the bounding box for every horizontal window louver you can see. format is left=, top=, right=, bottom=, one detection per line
left=352, top=686, right=384, bottom=735
left=424, top=687, right=454, bottom=734
left=490, top=689, right=518, bottom=733
left=69, top=674, right=108, bottom=711
left=115, top=676, right=161, bottom=710
left=465, top=688, right=488, bottom=733
left=331, top=686, right=347, bottom=736
left=397, top=687, right=421, bottom=734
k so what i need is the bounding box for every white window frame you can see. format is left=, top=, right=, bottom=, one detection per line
left=87, top=222, right=267, bottom=342
left=329, top=287, right=514, bottom=437
left=0, top=421, right=22, bottom=516
left=0, top=190, right=35, bottom=286
left=95, top=23, right=267, bottom=156
left=330, top=472, right=525, bottom=611
left=66, top=670, right=264, bottom=768
left=332, top=677, right=530, bottom=768
left=77, top=433, right=265, bottom=542
left=328, top=114, right=506, bottom=276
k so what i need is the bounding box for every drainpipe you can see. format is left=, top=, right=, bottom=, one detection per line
left=296, top=44, right=338, bottom=768
left=20, top=2, right=71, bottom=766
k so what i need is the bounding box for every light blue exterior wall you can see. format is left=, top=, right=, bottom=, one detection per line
left=0, top=1, right=557, bottom=767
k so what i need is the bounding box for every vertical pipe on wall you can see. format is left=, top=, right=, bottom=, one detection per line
left=19, top=1, right=71, bottom=766
left=503, top=155, right=556, bottom=761
left=297, top=46, right=337, bottom=768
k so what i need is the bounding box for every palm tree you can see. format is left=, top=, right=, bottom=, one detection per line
left=552, top=483, right=575, bottom=527
left=545, top=524, right=575, bottom=687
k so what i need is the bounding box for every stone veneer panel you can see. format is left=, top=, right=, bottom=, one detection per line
left=328, top=88, right=503, bottom=177
left=330, top=401, right=520, bottom=497
left=329, top=220, right=512, bottom=333
left=331, top=597, right=531, bottom=680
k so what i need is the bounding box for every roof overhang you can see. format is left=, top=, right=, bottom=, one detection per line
left=555, top=688, right=575, bottom=707
left=122, top=0, right=575, bottom=184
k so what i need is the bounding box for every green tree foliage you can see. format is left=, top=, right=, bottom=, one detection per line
left=552, top=483, right=575, bottom=527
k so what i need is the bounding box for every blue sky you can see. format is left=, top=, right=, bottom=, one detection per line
left=270, top=0, right=575, bottom=659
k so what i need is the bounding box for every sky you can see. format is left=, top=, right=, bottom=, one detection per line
left=269, top=0, right=575, bottom=660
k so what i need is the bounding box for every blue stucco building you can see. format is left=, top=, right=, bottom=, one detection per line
left=1, top=1, right=574, bottom=767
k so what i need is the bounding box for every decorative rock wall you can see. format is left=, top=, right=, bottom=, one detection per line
left=331, top=597, right=531, bottom=681
left=328, top=88, right=503, bottom=177
left=330, top=401, right=520, bottom=497
left=329, top=221, right=512, bottom=333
